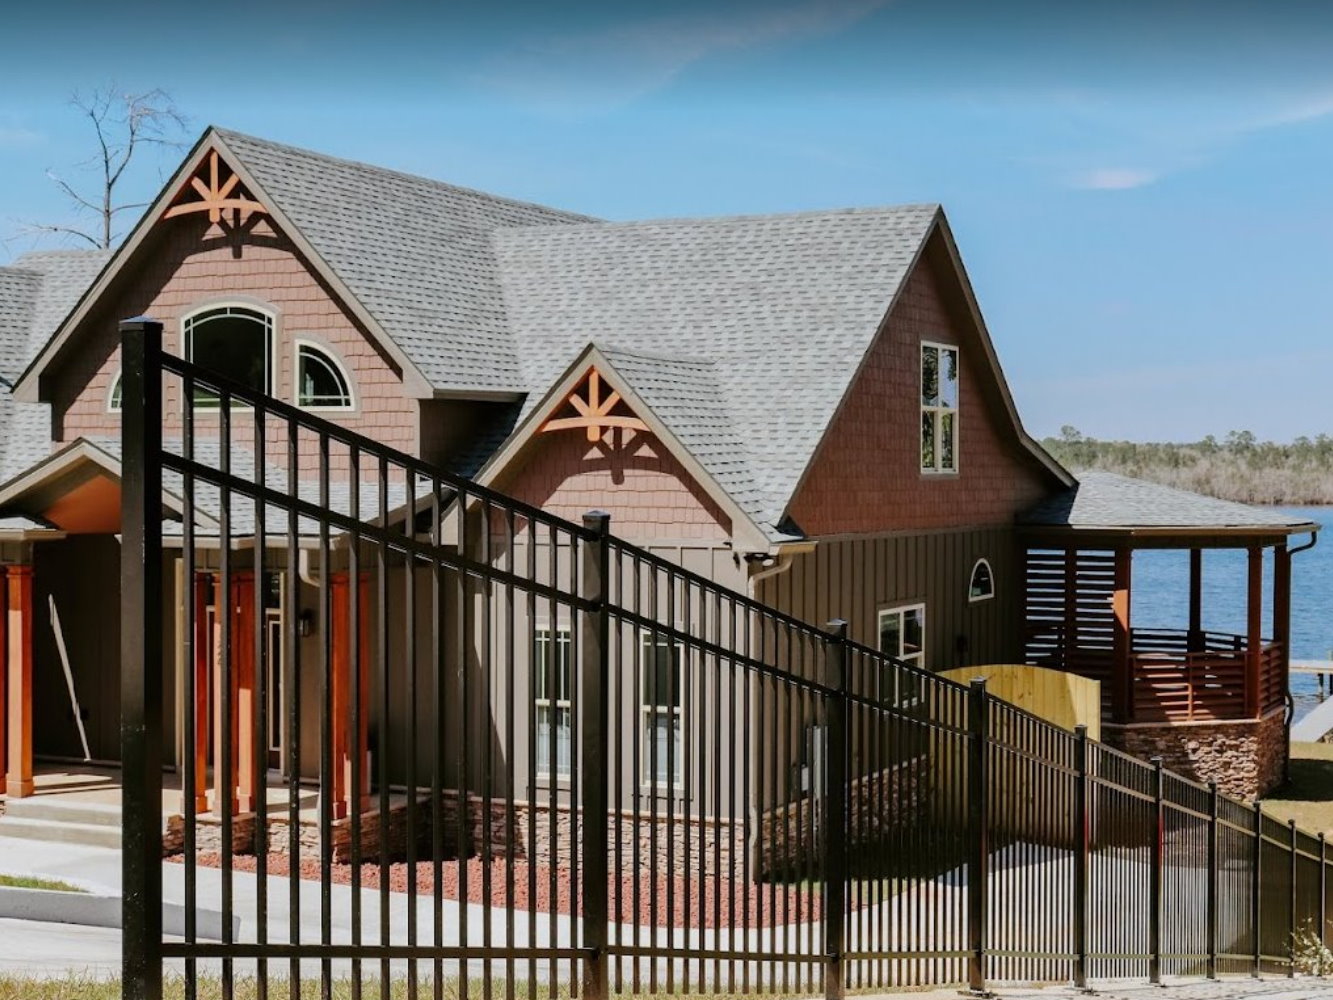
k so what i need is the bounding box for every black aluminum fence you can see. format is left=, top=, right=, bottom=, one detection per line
left=120, top=317, right=1333, bottom=1000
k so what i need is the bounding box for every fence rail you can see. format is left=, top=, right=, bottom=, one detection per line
left=120, top=319, right=1331, bottom=1000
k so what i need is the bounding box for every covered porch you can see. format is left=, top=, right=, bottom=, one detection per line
left=1019, top=472, right=1319, bottom=798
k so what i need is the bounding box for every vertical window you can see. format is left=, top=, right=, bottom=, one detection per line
left=184, top=305, right=274, bottom=406
left=641, top=633, right=683, bottom=787
left=969, top=558, right=995, bottom=602
left=921, top=343, right=959, bottom=472
left=108, top=371, right=122, bottom=412
left=878, top=603, right=926, bottom=704
left=535, top=628, right=572, bottom=778
left=296, top=341, right=354, bottom=409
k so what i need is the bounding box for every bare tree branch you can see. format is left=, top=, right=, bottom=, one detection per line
left=26, top=84, right=190, bottom=250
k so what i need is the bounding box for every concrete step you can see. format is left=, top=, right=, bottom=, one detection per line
left=2, top=797, right=121, bottom=828
left=0, top=815, right=121, bottom=850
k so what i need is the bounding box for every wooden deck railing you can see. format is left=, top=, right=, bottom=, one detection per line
left=1024, top=625, right=1285, bottom=723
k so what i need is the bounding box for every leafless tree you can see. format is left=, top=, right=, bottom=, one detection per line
left=28, top=85, right=189, bottom=250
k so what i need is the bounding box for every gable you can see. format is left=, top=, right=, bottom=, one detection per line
left=785, top=238, right=1058, bottom=536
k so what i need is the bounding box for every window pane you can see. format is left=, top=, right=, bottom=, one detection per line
left=109, top=373, right=122, bottom=411
left=920, top=346, right=939, bottom=406
left=903, top=608, right=924, bottom=658
left=187, top=309, right=271, bottom=403
left=642, top=640, right=680, bottom=707
left=921, top=411, right=935, bottom=469
left=970, top=560, right=994, bottom=599
left=940, top=348, right=959, bottom=407
left=643, top=712, right=681, bottom=783
left=940, top=411, right=955, bottom=470
left=879, top=613, right=902, bottom=657
left=298, top=345, right=352, bottom=408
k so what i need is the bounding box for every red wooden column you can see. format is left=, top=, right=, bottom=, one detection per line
left=190, top=574, right=210, bottom=813
left=1245, top=545, right=1264, bottom=719
left=1273, top=543, right=1292, bottom=707
left=1111, top=548, right=1133, bottom=723
left=211, top=579, right=238, bottom=814
left=331, top=572, right=371, bottom=821
left=233, top=573, right=258, bottom=815
left=6, top=565, right=34, bottom=798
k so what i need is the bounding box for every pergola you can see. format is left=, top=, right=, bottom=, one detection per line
left=1018, top=472, right=1318, bottom=730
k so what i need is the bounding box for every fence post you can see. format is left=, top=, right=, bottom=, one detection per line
left=580, top=511, right=611, bottom=1000
left=1290, top=819, right=1299, bottom=977
left=1072, top=724, right=1090, bottom=990
left=1253, top=801, right=1263, bottom=977
left=822, top=620, right=848, bottom=1000
left=1150, top=757, right=1164, bottom=985
left=1321, top=833, right=1328, bottom=951
left=967, top=678, right=989, bottom=995
left=1207, top=782, right=1219, bottom=979
left=120, top=318, right=164, bottom=1000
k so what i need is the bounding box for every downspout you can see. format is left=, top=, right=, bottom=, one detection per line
left=745, top=551, right=795, bottom=600
left=1284, top=530, right=1319, bottom=783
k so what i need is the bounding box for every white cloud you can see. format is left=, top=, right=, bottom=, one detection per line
left=480, top=0, right=891, bottom=115
left=1068, top=167, right=1159, bottom=191
left=0, top=125, right=42, bottom=149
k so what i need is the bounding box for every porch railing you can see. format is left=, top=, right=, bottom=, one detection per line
left=120, top=320, right=1327, bottom=1000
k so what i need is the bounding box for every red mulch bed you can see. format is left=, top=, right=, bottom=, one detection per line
left=169, top=853, right=822, bottom=929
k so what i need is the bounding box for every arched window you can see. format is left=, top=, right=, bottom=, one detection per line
left=296, top=342, right=354, bottom=409
left=184, top=305, right=274, bottom=405
left=108, top=371, right=122, bottom=412
left=969, top=558, right=995, bottom=602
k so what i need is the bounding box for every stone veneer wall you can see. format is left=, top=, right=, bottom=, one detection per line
left=1103, top=708, right=1287, bottom=800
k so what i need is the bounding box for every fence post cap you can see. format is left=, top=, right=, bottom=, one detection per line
left=825, top=618, right=848, bottom=638
left=581, top=510, right=611, bottom=533
left=969, top=676, right=987, bottom=693
left=1074, top=723, right=1088, bottom=738
left=118, top=316, right=163, bottom=332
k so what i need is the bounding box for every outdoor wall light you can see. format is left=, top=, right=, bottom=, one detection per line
left=299, top=609, right=315, bottom=637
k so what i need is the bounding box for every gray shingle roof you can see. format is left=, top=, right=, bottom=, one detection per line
left=215, top=129, right=594, bottom=392
left=1020, top=471, right=1316, bottom=532
left=493, top=206, right=939, bottom=537
left=0, top=250, right=112, bottom=483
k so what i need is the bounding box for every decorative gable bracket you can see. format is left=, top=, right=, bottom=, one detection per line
left=540, top=368, right=647, bottom=443
left=163, top=150, right=267, bottom=225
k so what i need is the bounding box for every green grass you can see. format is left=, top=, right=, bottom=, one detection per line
left=1260, top=741, right=1333, bottom=834
left=0, top=873, right=84, bottom=893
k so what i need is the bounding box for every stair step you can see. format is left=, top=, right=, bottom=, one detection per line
left=3, top=797, right=121, bottom=828
left=0, top=815, right=121, bottom=850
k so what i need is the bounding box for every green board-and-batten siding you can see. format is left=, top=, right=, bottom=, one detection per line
left=757, top=525, right=1022, bottom=673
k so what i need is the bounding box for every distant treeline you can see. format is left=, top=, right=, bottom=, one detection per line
left=1041, top=427, right=1333, bottom=506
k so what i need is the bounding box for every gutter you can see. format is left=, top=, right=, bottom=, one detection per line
left=744, top=540, right=815, bottom=599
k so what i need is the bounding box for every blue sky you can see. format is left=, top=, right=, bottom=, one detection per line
left=3, top=0, right=1333, bottom=441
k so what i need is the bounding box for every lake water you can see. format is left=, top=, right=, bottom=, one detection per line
left=1131, top=506, right=1330, bottom=723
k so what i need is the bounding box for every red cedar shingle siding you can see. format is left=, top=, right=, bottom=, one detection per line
left=785, top=254, right=1049, bottom=537
left=49, top=217, right=418, bottom=455
left=500, top=428, right=731, bottom=542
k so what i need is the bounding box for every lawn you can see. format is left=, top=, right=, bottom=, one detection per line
left=1261, top=740, right=1333, bottom=833
left=0, top=873, right=84, bottom=893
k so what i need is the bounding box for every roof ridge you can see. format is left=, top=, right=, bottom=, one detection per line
left=498, top=202, right=942, bottom=234
left=212, top=126, right=600, bottom=225
left=596, top=342, right=720, bottom=369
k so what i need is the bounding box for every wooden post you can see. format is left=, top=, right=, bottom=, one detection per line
left=191, top=573, right=210, bottom=813
left=5, top=565, right=33, bottom=798
left=1112, top=548, right=1133, bottom=723
left=1188, top=548, right=1204, bottom=652
left=212, top=577, right=238, bottom=815
left=1246, top=546, right=1264, bottom=719
left=233, top=573, right=257, bottom=815
left=332, top=572, right=371, bottom=821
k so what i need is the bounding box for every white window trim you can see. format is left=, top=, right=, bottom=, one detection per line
left=294, top=338, right=357, bottom=412
left=920, top=340, right=960, bottom=475
left=968, top=558, right=996, bottom=603
left=878, top=602, right=926, bottom=706
left=534, top=625, right=573, bottom=781
left=180, top=301, right=277, bottom=411
left=640, top=630, right=684, bottom=792
left=107, top=370, right=122, bottom=413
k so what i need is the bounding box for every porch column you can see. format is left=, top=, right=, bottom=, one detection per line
left=5, top=565, right=34, bottom=798
left=1273, top=542, right=1292, bottom=704
left=331, top=572, right=370, bottom=821
left=1188, top=549, right=1204, bottom=653
left=234, top=573, right=258, bottom=815
left=212, top=578, right=238, bottom=815
left=190, top=574, right=209, bottom=813
left=1245, top=546, right=1264, bottom=719
left=1111, top=548, right=1133, bottom=723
